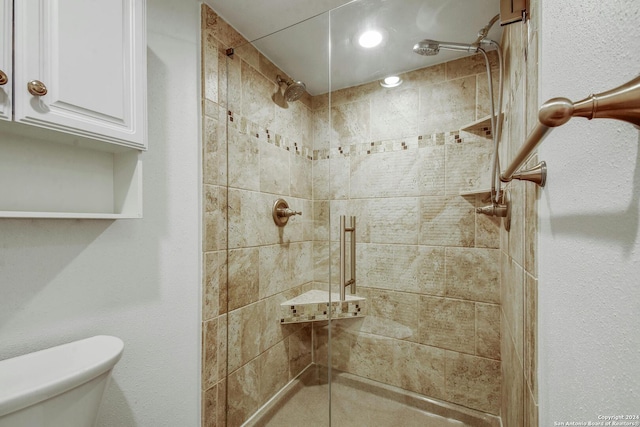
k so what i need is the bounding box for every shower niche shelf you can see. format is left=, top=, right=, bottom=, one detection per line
left=280, top=290, right=366, bottom=324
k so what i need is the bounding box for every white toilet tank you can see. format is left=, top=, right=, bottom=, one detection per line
left=0, top=335, right=124, bottom=427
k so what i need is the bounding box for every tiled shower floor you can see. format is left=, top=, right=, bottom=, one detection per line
left=244, top=365, right=500, bottom=427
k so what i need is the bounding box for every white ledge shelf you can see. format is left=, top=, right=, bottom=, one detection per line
left=280, top=290, right=366, bottom=324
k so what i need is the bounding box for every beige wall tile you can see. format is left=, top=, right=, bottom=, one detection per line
left=446, top=51, right=499, bottom=80
left=371, top=88, right=419, bottom=140
left=225, top=48, right=242, bottom=114
left=445, top=247, right=500, bottom=303
left=291, top=155, right=312, bottom=199
left=445, top=140, right=493, bottom=195
left=402, top=63, right=446, bottom=89
left=261, top=294, right=304, bottom=353
left=202, top=319, right=219, bottom=389
left=204, top=112, right=226, bottom=186
left=290, top=241, right=313, bottom=288
left=419, top=196, right=475, bottom=247
left=417, top=296, right=476, bottom=353
left=525, top=386, right=538, bottom=427
left=394, top=341, right=446, bottom=400
left=217, top=380, right=227, bottom=426
left=445, top=351, right=501, bottom=415
left=419, top=76, right=476, bottom=134
left=288, top=324, right=312, bottom=378
left=204, top=189, right=228, bottom=252
left=332, top=100, right=370, bottom=147
left=202, top=385, right=217, bottom=427
left=233, top=42, right=260, bottom=70
left=202, top=31, right=219, bottom=104
left=507, top=183, right=526, bottom=268
left=259, top=137, right=290, bottom=195
left=241, top=60, right=275, bottom=128
left=525, top=273, right=537, bottom=401
left=227, top=127, right=260, bottom=191
left=476, top=303, right=501, bottom=360
left=347, top=333, right=398, bottom=385
left=367, top=289, right=419, bottom=339
left=363, top=245, right=414, bottom=290
left=476, top=71, right=500, bottom=121
left=502, top=254, right=524, bottom=359
left=217, top=314, right=227, bottom=379
left=524, top=162, right=538, bottom=274
left=476, top=194, right=501, bottom=249
left=350, top=147, right=445, bottom=199
left=203, top=250, right=224, bottom=320
left=501, top=315, right=525, bottom=427
left=258, top=341, right=290, bottom=405
left=228, top=248, right=259, bottom=311
left=227, top=359, right=260, bottom=427
left=228, top=302, right=263, bottom=372
left=366, top=197, right=420, bottom=244
left=259, top=243, right=291, bottom=299
left=416, top=246, right=446, bottom=296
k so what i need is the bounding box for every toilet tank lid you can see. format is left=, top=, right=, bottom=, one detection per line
left=0, top=335, right=124, bottom=417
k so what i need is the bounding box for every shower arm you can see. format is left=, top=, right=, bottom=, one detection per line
left=500, top=75, right=640, bottom=186
left=474, top=14, right=500, bottom=46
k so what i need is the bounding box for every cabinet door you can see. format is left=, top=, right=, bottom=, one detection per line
left=13, top=0, right=147, bottom=149
left=0, top=0, right=11, bottom=121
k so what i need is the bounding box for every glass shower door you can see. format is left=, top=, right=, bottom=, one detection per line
left=217, top=8, right=334, bottom=427
left=326, top=0, right=503, bottom=425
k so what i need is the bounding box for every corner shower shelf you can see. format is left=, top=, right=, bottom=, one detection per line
left=459, top=188, right=492, bottom=198
left=280, top=290, right=366, bottom=324
left=460, top=114, right=502, bottom=135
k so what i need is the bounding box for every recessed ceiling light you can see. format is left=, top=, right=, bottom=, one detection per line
left=358, top=30, right=383, bottom=48
left=380, top=75, right=403, bottom=88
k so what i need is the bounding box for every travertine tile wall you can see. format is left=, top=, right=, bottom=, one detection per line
left=499, top=1, right=539, bottom=426
left=310, top=55, right=504, bottom=415
left=201, top=5, right=315, bottom=427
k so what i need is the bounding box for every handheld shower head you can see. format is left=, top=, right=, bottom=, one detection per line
left=413, top=39, right=479, bottom=56
left=276, top=75, right=307, bottom=102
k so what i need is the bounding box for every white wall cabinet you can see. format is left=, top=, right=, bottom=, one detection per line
left=12, top=0, right=147, bottom=149
left=0, top=0, right=146, bottom=218
left=0, top=0, right=11, bottom=121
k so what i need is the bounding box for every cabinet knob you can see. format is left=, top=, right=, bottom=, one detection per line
left=27, top=80, right=48, bottom=96
left=0, top=70, right=7, bottom=86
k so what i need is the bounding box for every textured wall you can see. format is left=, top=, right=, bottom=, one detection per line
left=0, top=0, right=202, bottom=425
left=538, top=0, right=640, bottom=424
left=498, top=0, right=540, bottom=425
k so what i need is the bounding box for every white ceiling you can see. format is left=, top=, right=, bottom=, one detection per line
left=204, top=0, right=503, bottom=95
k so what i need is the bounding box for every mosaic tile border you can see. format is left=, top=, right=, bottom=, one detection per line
left=280, top=300, right=366, bottom=324
left=226, top=110, right=492, bottom=162
left=227, top=110, right=313, bottom=160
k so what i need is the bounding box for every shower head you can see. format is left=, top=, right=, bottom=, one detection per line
left=277, top=75, right=307, bottom=102
left=284, top=80, right=306, bottom=102
left=413, top=39, right=479, bottom=56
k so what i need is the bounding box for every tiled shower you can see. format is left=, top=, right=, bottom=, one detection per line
left=201, top=0, right=538, bottom=425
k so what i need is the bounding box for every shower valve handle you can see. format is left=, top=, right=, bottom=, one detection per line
left=277, top=208, right=302, bottom=218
